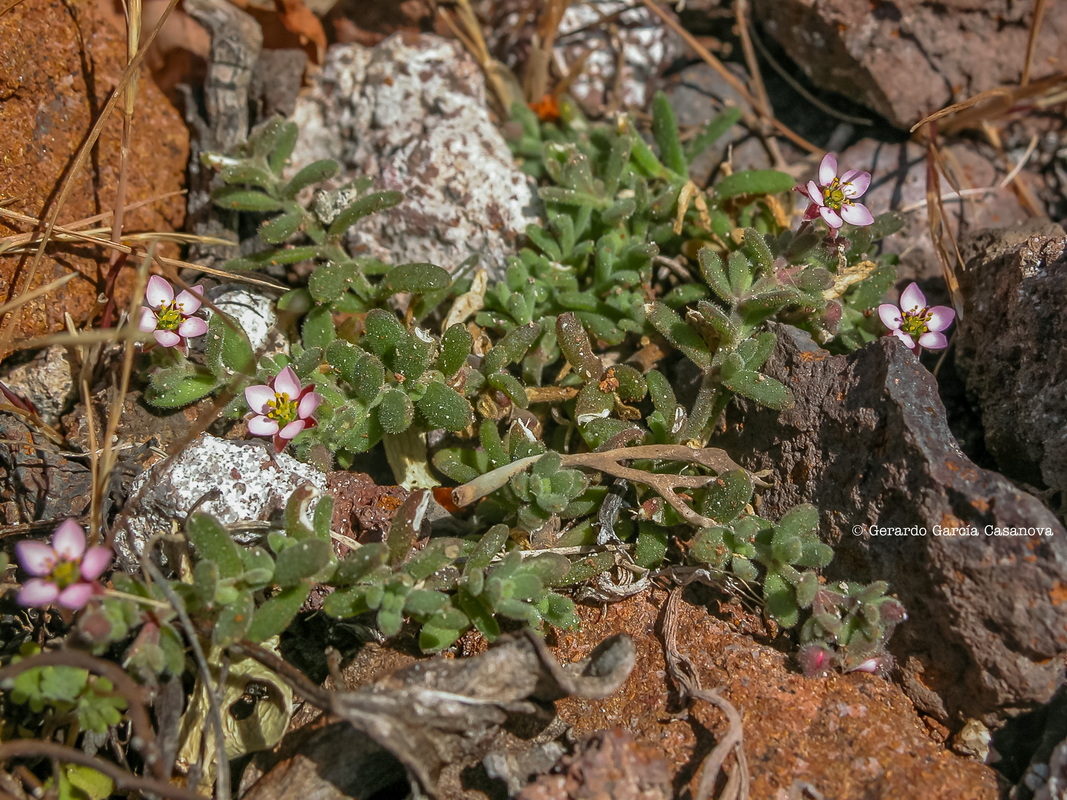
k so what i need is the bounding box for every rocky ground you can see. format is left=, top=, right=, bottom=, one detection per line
left=0, top=1, right=1065, bottom=799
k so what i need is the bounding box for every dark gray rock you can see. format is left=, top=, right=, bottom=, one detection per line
left=955, top=220, right=1067, bottom=516
left=752, top=0, right=1067, bottom=129
left=716, top=324, right=1067, bottom=725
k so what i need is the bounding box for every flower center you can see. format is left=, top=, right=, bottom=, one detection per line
left=266, top=392, right=298, bottom=426
left=900, top=306, right=933, bottom=339
left=155, top=303, right=184, bottom=331
left=50, top=559, right=80, bottom=589
left=821, top=180, right=849, bottom=210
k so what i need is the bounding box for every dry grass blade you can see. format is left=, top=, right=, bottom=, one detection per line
left=435, top=0, right=524, bottom=114
left=921, top=127, right=964, bottom=319
left=911, top=72, right=1067, bottom=136
left=0, top=272, right=76, bottom=317
left=734, top=0, right=783, bottom=168
left=0, top=0, right=181, bottom=358
left=1021, top=0, right=1047, bottom=87
left=636, top=0, right=818, bottom=154
left=0, top=0, right=26, bottom=15
left=524, top=0, right=571, bottom=102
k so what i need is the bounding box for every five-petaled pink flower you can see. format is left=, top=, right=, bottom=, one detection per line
left=878, top=282, right=955, bottom=355
left=138, top=275, right=208, bottom=354
left=798, top=153, right=875, bottom=231
left=15, top=520, right=112, bottom=610
left=244, top=366, right=323, bottom=452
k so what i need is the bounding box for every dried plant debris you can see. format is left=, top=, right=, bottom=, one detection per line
left=242, top=631, right=636, bottom=798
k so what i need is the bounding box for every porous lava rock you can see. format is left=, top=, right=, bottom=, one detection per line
left=753, top=0, right=1067, bottom=129
left=954, top=220, right=1067, bottom=516
left=715, top=324, right=1067, bottom=725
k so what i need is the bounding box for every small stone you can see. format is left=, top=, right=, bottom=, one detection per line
left=1, top=345, right=76, bottom=427
left=117, top=433, right=327, bottom=566
left=205, top=285, right=287, bottom=357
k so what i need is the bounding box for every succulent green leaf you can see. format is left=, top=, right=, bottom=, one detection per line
left=557, top=312, right=602, bottom=380
left=327, top=190, right=404, bottom=238
left=418, top=622, right=466, bottom=653
left=349, top=352, right=385, bottom=402
left=518, top=553, right=572, bottom=587
left=333, top=542, right=388, bottom=585
left=487, top=372, right=529, bottom=409
left=308, top=261, right=355, bottom=304
left=652, top=91, right=687, bottom=175
left=187, top=513, right=244, bottom=579
left=685, top=106, right=742, bottom=163
left=404, top=589, right=451, bottom=616
left=206, top=312, right=256, bottom=377
left=700, top=470, right=754, bottom=524
left=417, top=381, right=474, bottom=431
left=301, top=304, right=336, bottom=350
left=377, top=586, right=407, bottom=637
left=362, top=309, right=406, bottom=355
left=714, top=169, right=795, bottom=199
left=646, top=301, right=713, bottom=371
left=247, top=585, right=310, bottom=643
left=539, top=593, right=580, bottom=629
left=484, top=323, right=542, bottom=373
left=635, top=523, right=668, bottom=568
left=283, top=159, right=339, bottom=198
left=259, top=210, right=305, bottom=244
left=323, top=586, right=371, bottom=618
left=455, top=589, right=500, bottom=640
left=273, top=539, right=334, bottom=587
left=776, top=504, right=819, bottom=542
left=377, top=387, right=415, bottom=434
left=467, top=524, right=509, bottom=571
left=213, top=591, right=254, bottom=646
left=382, top=263, right=451, bottom=296
left=219, top=162, right=275, bottom=190
left=213, top=186, right=287, bottom=213
left=144, top=367, right=219, bottom=409
left=698, top=247, right=731, bottom=301
left=720, top=369, right=793, bottom=409
left=763, top=572, right=800, bottom=628
left=438, top=324, right=473, bottom=377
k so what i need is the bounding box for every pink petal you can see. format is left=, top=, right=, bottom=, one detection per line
left=145, top=275, right=174, bottom=308
left=137, top=307, right=159, bottom=334
left=891, top=329, right=916, bottom=349
left=278, top=419, right=306, bottom=440
left=58, top=583, right=95, bottom=610
left=841, top=202, right=874, bottom=226
left=842, top=171, right=871, bottom=196
left=806, top=181, right=823, bottom=205
left=52, top=519, right=86, bottom=560
left=927, top=305, right=955, bottom=332
left=18, top=579, right=59, bottom=607
left=918, top=331, right=949, bottom=350
left=154, top=330, right=181, bottom=348
left=877, top=304, right=903, bottom=330
left=818, top=153, right=838, bottom=185
left=248, top=415, right=280, bottom=436
left=178, top=317, right=208, bottom=339
left=80, top=546, right=112, bottom=581
left=245, top=385, right=276, bottom=414
left=273, top=366, right=302, bottom=398
left=16, top=541, right=57, bottom=575
left=297, top=390, right=323, bottom=419
left=900, top=283, right=926, bottom=313
left=174, top=286, right=204, bottom=313
left=819, top=206, right=843, bottom=228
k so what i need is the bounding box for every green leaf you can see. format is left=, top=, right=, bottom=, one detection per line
left=651, top=91, right=687, bottom=175
left=327, top=190, right=404, bottom=238
left=267, top=119, right=300, bottom=173
left=144, top=367, right=219, bottom=409
left=301, top=304, right=336, bottom=350
left=247, top=585, right=310, bottom=642
left=467, top=524, right=509, bottom=571
left=635, top=523, right=668, bottom=568
left=219, top=162, right=276, bottom=190
left=206, top=312, right=255, bottom=377
left=715, top=169, right=795, bottom=199
left=404, top=589, right=451, bottom=616
left=720, top=370, right=793, bottom=409
left=417, top=381, right=474, bottom=431
left=701, top=470, right=754, bottom=524
left=332, top=542, right=388, bottom=585
left=377, top=387, right=415, bottom=434
left=438, top=324, right=472, bottom=377
left=362, top=309, right=405, bottom=356
left=349, top=352, right=385, bottom=402
left=283, top=159, right=339, bottom=198
left=646, top=301, right=713, bottom=371
left=418, top=622, right=465, bottom=653
left=698, top=247, right=732, bottom=301
left=557, top=312, right=602, bottom=380
left=685, top=106, right=742, bottom=163
left=273, top=539, right=334, bottom=587
left=763, top=572, right=799, bottom=628
left=186, top=513, right=244, bottom=579
left=381, top=263, right=451, bottom=296
left=455, top=589, right=500, bottom=640
left=259, top=210, right=305, bottom=244
left=484, top=323, right=542, bottom=373
left=213, top=592, right=254, bottom=646
left=776, top=503, right=819, bottom=541
left=213, top=186, right=287, bottom=213
left=308, top=261, right=355, bottom=304
left=323, top=586, right=370, bottom=618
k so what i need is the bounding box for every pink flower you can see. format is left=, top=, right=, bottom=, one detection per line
left=137, top=275, right=208, bottom=354
left=797, top=153, right=874, bottom=231
left=878, top=282, right=955, bottom=355
left=244, top=366, right=323, bottom=452
left=15, top=520, right=112, bottom=610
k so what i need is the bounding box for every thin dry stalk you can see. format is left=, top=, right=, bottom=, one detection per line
left=435, top=0, right=524, bottom=114
left=524, top=0, right=571, bottom=102
left=733, top=0, right=783, bottom=168
left=1021, top=0, right=1047, bottom=87
left=636, top=0, right=818, bottom=154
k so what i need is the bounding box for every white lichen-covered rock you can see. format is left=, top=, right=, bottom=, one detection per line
left=289, top=35, right=538, bottom=278
left=117, top=433, right=327, bottom=565
left=206, top=285, right=287, bottom=357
